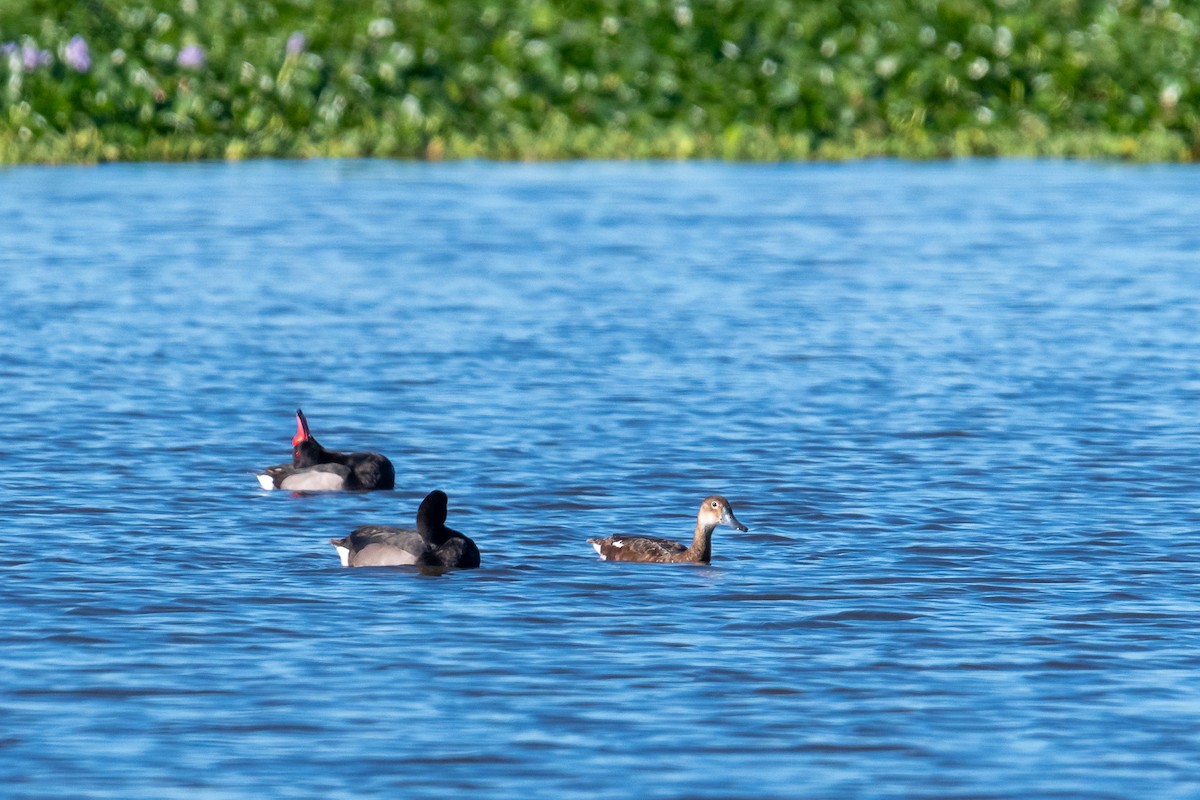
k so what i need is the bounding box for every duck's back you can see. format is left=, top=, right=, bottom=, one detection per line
left=588, top=534, right=689, bottom=563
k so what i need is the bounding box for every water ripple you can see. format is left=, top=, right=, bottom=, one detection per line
left=1, top=160, right=1199, bottom=799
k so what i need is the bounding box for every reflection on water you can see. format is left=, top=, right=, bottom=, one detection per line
left=2, top=160, right=1200, bottom=798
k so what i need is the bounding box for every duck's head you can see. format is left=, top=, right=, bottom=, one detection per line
left=291, top=408, right=325, bottom=465
left=292, top=408, right=312, bottom=448
left=698, top=495, right=748, bottom=532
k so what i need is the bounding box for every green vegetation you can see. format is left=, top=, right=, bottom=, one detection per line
left=2, top=0, right=1199, bottom=163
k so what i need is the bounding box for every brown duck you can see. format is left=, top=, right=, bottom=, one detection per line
left=588, top=496, right=748, bottom=564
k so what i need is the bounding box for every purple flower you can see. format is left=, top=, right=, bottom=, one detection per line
left=177, top=43, right=205, bottom=69
left=64, top=35, right=90, bottom=73
left=0, top=42, right=16, bottom=57
left=21, top=43, right=52, bottom=72
left=286, top=32, right=306, bottom=57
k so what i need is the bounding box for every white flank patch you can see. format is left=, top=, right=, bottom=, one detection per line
left=333, top=545, right=350, bottom=568
left=281, top=471, right=346, bottom=491
left=256, top=474, right=275, bottom=490
left=591, top=541, right=603, bottom=556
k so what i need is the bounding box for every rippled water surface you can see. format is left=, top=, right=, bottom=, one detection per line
left=3, top=159, right=1200, bottom=798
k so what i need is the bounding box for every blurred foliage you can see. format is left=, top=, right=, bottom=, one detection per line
left=1, top=0, right=1198, bottom=162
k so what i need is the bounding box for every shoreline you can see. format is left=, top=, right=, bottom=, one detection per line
left=3, top=126, right=1196, bottom=165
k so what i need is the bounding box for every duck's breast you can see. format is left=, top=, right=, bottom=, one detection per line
left=425, top=536, right=480, bottom=570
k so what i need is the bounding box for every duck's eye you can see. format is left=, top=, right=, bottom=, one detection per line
left=710, top=501, right=719, bottom=508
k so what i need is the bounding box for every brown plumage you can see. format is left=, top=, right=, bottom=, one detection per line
left=588, top=496, right=748, bottom=564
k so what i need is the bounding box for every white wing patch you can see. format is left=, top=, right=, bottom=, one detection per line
left=256, top=473, right=275, bottom=490
left=333, top=545, right=351, bottom=567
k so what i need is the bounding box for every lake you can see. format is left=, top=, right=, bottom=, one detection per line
left=2, top=159, right=1199, bottom=799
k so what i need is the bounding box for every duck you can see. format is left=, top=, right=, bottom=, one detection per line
left=256, top=408, right=396, bottom=491
left=330, top=490, right=480, bottom=570
left=588, top=495, right=748, bottom=564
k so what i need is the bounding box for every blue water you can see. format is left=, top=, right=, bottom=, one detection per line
left=2, top=159, right=1200, bottom=799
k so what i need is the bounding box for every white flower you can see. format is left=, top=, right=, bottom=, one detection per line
left=524, top=40, right=550, bottom=58
left=368, top=18, right=395, bottom=38
left=400, top=94, right=422, bottom=121
left=875, top=56, right=899, bottom=79
left=1160, top=83, right=1182, bottom=110
left=994, top=26, right=1013, bottom=57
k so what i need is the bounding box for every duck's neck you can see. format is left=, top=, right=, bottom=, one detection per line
left=682, top=521, right=717, bottom=563
left=420, top=522, right=453, bottom=547
left=294, top=439, right=339, bottom=468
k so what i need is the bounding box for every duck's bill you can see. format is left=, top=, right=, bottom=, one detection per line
left=722, top=509, right=749, bottom=532
left=292, top=408, right=311, bottom=446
